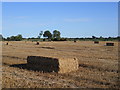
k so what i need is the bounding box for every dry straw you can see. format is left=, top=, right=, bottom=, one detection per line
left=94, top=41, right=99, bottom=44
left=27, top=56, right=78, bottom=73
left=106, top=43, right=114, bottom=46
left=36, top=42, right=39, bottom=45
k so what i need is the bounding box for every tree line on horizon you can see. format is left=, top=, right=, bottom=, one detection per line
left=0, top=30, right=120, bottom=41
left=0, top=30, right=62, bottom=41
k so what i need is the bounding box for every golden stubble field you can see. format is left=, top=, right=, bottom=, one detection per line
left=2, top=41, right=119, bottom=88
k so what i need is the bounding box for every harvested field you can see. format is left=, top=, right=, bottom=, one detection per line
left=2, top=41, right=119, bottom=88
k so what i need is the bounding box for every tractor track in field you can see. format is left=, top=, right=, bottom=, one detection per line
left=2, top=55, right=26, bottom=60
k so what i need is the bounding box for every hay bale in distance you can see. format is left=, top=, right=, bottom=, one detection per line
left=94, top=41, right=99, bottom=44
left=27, top=56, right=78, bottom=73
left=6, top=42, right=8, bottom=45
left=106, top=43, right=114, bottom=46
left=36, top=42, right=39, bottom=45
left=74, top=40, right=77, bottom=43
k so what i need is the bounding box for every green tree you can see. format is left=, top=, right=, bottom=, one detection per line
left=92, top=36, right=96, bottom=39
left=6, top=37, right=10, bottom=41
left=53, top=30, right=61, bottom=39
left=16, top=34, right=22, bottom=41
left=43, top=30, right=52, bottom=39
left=38, top=31, right=43, bottom=39
left=0, top=34, right=3, bottom=41
left=99, top=36, right=104, bottom=41
left=10, top=36, right=15, bottom=41
left=8, top=34, right=23, bottom=41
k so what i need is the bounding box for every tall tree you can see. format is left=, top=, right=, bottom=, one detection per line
left=0, top=34, right=3, bottom=41
left=92, top=36, right=96, bottom=39
left=16, top=34, right=22, bottom=41
left=53, top=30, right=61, bottom=39
left=7, top=34, right=23, bottom=41
left=43, top=30, right=52, bottom=39
left=38, top=31, right=43, bottom=39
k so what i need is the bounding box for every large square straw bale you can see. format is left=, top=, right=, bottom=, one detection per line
left=106, top=43, right=114, bottom=46
left=27, top=56, right=78, bottom=73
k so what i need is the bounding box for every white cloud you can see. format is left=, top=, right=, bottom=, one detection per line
left=14, top=16, right=28, bottom=19
left=64, top=18, right=91, bottom=22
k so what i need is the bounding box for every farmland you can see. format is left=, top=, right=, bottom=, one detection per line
left=2, top=41, right=119, bottom=88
